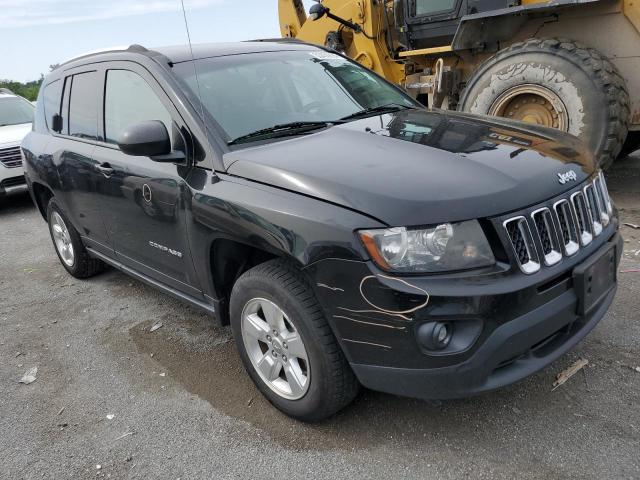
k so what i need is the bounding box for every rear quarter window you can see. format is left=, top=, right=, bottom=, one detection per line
left=42, top=80, right=62, bottom=132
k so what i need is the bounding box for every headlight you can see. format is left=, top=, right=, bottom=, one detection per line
left=359, top=220, right=495, bottom=273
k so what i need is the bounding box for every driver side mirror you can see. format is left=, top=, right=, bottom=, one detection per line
left=117, top=120, right=185, bottom=163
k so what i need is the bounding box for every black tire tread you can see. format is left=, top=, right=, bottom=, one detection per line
left=232, top=259, right=359, bottom=421
left=460, top=37, right=630, bottom=169
left=46, top=198, right=106, bottom=279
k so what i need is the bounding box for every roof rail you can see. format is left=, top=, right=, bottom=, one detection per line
left=247, top=38, right=305, bottom=43
left=55, top=44, right=150, bottom=70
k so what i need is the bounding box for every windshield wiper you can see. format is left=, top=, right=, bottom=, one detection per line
left=339, top=103, right=414, bottom=121
left=228, top=121, right=341, bottom=146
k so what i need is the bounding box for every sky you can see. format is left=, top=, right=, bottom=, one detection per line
left=0, top=0, right=315, bottom=82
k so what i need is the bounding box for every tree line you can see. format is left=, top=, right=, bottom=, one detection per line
left=1, top=65, right=59, bottom=102
left=0, top=76, right=43, bottom=102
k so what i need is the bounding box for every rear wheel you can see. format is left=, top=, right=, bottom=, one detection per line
left=459, top=38, right=630, bottom=169
left=46, top=198, right=106, bottom=278
left=230, top=259, right=359, bottom=422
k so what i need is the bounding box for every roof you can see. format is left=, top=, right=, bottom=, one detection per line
left=154, top=40, right=319, bottom=64
left=55, top=40, right=319, bottom=71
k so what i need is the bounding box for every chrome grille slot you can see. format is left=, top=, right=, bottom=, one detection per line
left=0, top=146, right=22, bottom=168
left=593, top=177, right=610, bottom=226
left=584, top=184, right=603, bottom=236
left=504, top=217, right=540, bottom=274
left=570, top=191, right=593, bottom=246
left=598, top=171, right=613, bottom=216
left=531, top=208, right=562, bottom=266
left=553, top=199, right=579, bottom=256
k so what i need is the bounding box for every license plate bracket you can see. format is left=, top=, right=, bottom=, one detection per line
left=573, top=242, right=617, bottom=316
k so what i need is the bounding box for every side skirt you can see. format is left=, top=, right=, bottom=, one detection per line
left=87, top=247, right=221, bottom=321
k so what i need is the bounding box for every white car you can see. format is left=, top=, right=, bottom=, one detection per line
left=0, top=88, right=34, bottom=197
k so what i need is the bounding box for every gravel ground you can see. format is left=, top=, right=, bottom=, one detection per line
left=1, top=154, right=639, bottom=480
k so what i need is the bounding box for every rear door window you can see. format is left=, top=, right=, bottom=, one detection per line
left=68, top=71, right=99, bottom=140
left=104, top=69, right=173, bottom=145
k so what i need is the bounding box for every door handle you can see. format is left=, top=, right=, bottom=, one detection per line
left=96, top=163, right=114, bottom=176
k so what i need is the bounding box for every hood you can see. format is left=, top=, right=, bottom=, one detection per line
left=224, top=110, right=595, bottom=226
left=0, top=123, right=32, bottom=147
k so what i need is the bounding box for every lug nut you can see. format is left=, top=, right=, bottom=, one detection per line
left=266, top=335, right=272, bottom=342
left=283, top=342, right=287, bottom=349
left=272, top=350, right=278, bottom=357
left=282, top=355, right=287, bottom=362
left=273, top=330, right=278, bottom=336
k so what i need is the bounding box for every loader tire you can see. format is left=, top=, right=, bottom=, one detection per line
left=459, top=38, right=630, bottom=169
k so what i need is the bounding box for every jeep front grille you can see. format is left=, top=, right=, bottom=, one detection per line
left=503, top=174, right=613, bottom=274
left=0, top=146, right=22, bottom=168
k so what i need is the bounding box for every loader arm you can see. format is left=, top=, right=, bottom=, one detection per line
left=278, top=0, right=307, bottom=38
left=278, top=0, right=405, bottom=84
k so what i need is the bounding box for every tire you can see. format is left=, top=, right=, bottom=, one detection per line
left=230, top=259, right=359, bottom=422
left=46, top=198, right=106, bottom=279
left=459, top=38, right=630, bottom=169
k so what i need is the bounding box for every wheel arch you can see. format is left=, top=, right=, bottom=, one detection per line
left=30, top=181, right=54, bottom=220
left=208, top=238, right=305, bottom=325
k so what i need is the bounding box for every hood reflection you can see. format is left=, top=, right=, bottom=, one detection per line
left=351, top=110, right=588, bottom=165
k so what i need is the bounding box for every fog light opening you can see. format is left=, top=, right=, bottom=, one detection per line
left=420, top=321, right=453, bottom=351
left=435, top=324, right=449, bottom=344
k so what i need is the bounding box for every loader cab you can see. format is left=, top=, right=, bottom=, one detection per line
left=399, top=0, right=518, bottom=49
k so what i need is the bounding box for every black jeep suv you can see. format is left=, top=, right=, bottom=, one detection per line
left=22, top=41, right=621, bottom=421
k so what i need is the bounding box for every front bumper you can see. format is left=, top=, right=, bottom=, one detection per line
left=306, top=230, right=622, bottom=400
left=0, top=147, right=26, bottom=196
left=0, top=175, right=27, bottom=196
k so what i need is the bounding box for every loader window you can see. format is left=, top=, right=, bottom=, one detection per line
left=415, top=0, right=457, bottom=16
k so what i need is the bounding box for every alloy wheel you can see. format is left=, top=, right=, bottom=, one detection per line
left=241, top=297, right=310, bottom=400
left=51, top=211, right=75, bottom=267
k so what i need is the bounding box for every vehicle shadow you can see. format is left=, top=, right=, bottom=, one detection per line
left=0, top=192, right=34, bottom=215
left=126, top=304, right=609, bottom=465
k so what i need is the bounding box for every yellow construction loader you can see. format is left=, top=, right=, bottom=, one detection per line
left=278, top=0, right=640, bottom=167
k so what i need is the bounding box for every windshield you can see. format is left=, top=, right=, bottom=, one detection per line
left=173, top=50, right=417, bottom=142
left=0, top=96, right=35, bottom=127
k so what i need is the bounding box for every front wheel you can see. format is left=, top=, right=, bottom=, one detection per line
left=230, top=259, right=359, bottom=422
left=459, top=38, right=630, bottom=169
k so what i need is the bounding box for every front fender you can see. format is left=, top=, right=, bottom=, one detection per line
left=185, top=170, right=384, bottom=301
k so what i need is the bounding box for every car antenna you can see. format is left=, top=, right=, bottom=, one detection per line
left=180, top=0, right=207, bottom=127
